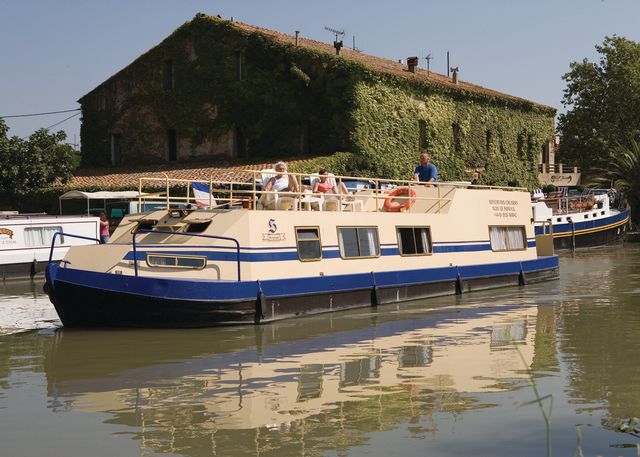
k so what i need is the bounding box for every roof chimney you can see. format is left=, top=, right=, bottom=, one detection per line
left=407, top=56, right=419, bottom=73
left=295, top=30, right=300, bottom=46
left=450, top=66, right=459, bottom=84
left=334, top=39, right=343, bottom=55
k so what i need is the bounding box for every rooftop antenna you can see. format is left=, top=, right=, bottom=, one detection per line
left=424, top=53, right=433, bottom=76
left=324, top=26, right=345, bottom=55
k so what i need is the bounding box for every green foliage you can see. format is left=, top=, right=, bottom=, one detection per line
left=80, top=14, right=554, bottom=188
left=346, top=81, right=551, bottom=186
left=558, top=36, right=640, bottom=177
left=589, top=139, right=640, bottom=218
left=0, top=120, right=76, bottom=197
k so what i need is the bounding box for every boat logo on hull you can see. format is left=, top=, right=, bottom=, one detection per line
left=0, top=227, right=16, bottom=245
left=262, top=219, right=285, bottom=241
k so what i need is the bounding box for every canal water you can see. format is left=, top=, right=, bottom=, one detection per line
left=1, top=247, right=639, bottom=457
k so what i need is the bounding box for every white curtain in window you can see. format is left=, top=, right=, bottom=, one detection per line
left=489, top=227, right=508, bottom=251
left=361, top=228, right=379, bottom=256
left=24, top=226, right=63, bottom=247
left=507, top=227, right=525, bottom=249
left=419, top=228, right=430, bottom=253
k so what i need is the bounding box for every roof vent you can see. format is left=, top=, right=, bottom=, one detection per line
left=450, top=67, right=459, bottom=84
left=407, top=56, right=419, bottom=73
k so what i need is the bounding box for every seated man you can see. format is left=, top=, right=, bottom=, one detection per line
left=261, top=161, right=300, bottom=209
left=412, top=150, right=438, bottom=186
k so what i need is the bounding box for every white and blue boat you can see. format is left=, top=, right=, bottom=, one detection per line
left=532, top=189, right=630, bottom=250
left=44, top=172, right=559, bottom=327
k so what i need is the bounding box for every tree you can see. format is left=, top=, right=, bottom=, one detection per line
left=0, top=119, right=76, bottom=196
left=557, top=36, right=640, bottom=176
left=589, top=140, right=640, bottom=218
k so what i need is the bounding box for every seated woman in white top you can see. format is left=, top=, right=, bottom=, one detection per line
left=263, top=161, right=300, bottom=194
left=261, top=161, right=300, bottom=209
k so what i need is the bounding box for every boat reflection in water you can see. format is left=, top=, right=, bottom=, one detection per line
left=45, top=301, right=543, bottom=455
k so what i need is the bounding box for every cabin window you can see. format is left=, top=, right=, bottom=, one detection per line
left=396, top=226, right=432, bottom=256
left=337, top=227, right=380, bottom=259
left=489, top=226, right=526, bottom=251
left=146, top=254, right=206, bottom=269
left=295, top=227, right=322, bottom=261
left=24, top=226, right=63, bottom=246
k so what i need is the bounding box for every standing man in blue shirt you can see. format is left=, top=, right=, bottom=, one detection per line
left=413, top=150, right=438, bottom=186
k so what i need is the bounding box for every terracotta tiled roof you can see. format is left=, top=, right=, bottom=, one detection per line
left=58, top=159, right=309, bottom=190
left=224, top=17, right=554, bottom=112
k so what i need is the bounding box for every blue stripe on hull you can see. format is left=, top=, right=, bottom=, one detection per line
left=122, top=240, right=538, bottom=262
left=48, top=255, right=559, bottom=303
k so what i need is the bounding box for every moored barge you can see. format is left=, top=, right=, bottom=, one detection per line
left=532, top=189, right=630, bottom=250
left=45, top=172, right=559, bottom=327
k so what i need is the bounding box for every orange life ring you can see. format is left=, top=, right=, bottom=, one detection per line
left=383, top=187, right=416, bottom=212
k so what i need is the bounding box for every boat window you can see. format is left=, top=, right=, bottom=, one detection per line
left=584, top=215, right=588, bottom=219
left=24, top=226, right=63, bottom=246
left=489, top=226, right=526, bottom=251
left=557, top=218, right=562, bottom=223
left=146, top=254, right=206, bottom=269
left=593, top=213, right=597, bottom=217
left=396, top=227, right=432, bottom=256
left=295, top=227, right=322, bottom=261
left=187, top=221, right=211, bottom=233
left=337, top=227, right=380, bottom=259
left=601, top=211, right=605, bottom=215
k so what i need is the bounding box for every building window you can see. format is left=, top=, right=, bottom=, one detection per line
left=486, top=130, right=493, bottom=154
left=234, top=128, right=247, bottom=158
left=295, top=227, right=322, bottom=261
left=110, top=134, right=122, bottom=165
left=163, top=60, right=174, bottom=89
left=337, top=227, right=380, bottom=259
left=236, top=51, right=245, bottom=81
left=489, top=226, right=526, bottom=251
left=167, top=129, right=177, bottom=161
left=146, top=254, right=206, bottom=269
left=24, top=226, right=63, bottom=247
left=517, top=134, right=525, bottom=159
left=418, top=120, right=428, bottom=149
left=397, top=226, right=432, bottom=256
left=452, top=123, right=462, bottom=153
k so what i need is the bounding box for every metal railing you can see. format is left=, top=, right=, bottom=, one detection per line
left=132, top=229, right=242, bottom=280
left=48, top=232, right=101, bottom=264
left=538, top=163, right=581, bottom=174
left=138, top=170, right=527, bottom=214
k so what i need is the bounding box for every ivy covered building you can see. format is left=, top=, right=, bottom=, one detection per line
left=78, top=13, right=556, bottom=187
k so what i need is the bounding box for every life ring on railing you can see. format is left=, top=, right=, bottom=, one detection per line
left=383, top=187, right=416, bottom=212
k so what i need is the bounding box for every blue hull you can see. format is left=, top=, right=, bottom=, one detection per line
left=535, top=210, right=630, bottom=249
left=45, top=256, right=559, bottom=328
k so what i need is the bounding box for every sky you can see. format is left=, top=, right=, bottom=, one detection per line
left=1, top=0, right=639, bottom=149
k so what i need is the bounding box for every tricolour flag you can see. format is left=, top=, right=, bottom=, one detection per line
left=192, top=182, right=217, bottom=207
